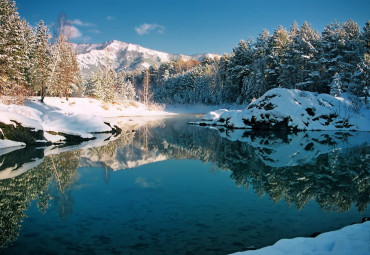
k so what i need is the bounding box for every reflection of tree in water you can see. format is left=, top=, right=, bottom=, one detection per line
left=0, top=150, right=80, bottom=248
left=0, top=118, right=369, bottom=248
left=229, top=146, right=369, bottom=212
left=144, top=121, right=369, bottom=213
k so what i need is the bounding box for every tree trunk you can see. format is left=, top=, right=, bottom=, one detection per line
left=65, top=88, right=69, bottom=101
left=40, top=86, right=46, bottom=103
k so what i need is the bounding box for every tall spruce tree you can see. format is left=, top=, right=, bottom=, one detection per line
left=225, top=39, right=253, bottom=102
left=0, top=0, right=29, bottom=101
left=266, top=26, right=291, bottom=89
left=30, top=20, right=51, bottom=102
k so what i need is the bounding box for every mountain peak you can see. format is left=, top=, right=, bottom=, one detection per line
left=72, top=40, right=220, bottom=79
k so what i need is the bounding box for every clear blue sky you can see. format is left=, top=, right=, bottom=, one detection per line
left=15, top=0, right=370, bottom=55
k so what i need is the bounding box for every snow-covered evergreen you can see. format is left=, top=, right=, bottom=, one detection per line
left=29, top=20, right=51, bottom=102
left=0, top=0, right=30, bottom=102
left=150, top=19, right=368, bottom=106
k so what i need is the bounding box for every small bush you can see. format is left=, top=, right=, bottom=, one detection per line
left=102, top=103, right=110, bottom=111
left=148, top=103, right=165, bottom=112
left=123, top=100, right=141, bottom=108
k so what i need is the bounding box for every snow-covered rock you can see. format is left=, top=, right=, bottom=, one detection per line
left=193, top=88, right=370, bottom=131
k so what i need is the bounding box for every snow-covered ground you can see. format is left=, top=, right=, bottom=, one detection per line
left=0, top=97, right=178, bottom=149
left=0, top=96, right=234, bottom=150
left=196, top=89, right=370, bottom=131
left=231, top=221, right=370, bottom=255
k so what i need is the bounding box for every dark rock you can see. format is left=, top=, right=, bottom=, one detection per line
left=305, top=108, right=315, bottom=116
left=310, top=232, right=321, bottom=238
left=304, top=142, right=314, bottom=151
left=243, top=116, right=294, bottom=131
left=0, top=121, right=45, bottom=145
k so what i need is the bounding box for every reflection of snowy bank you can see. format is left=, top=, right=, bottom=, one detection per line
left=232, top=221, right=370, bottom=255
left=0, top=133, right=119, bottom=180
left=215, top=129, right=370, bottom=167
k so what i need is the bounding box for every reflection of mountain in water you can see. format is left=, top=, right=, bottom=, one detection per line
left=0, top=117, right=369, bottom=248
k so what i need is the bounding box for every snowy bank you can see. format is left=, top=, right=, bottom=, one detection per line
left=231, top=221, right=370, bottom=255
left=193, top=88, right=370, bottom=131
left=0, top=97, right=165, bottom=148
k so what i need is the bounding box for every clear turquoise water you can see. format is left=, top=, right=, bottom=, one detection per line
left=1, top=117, right=369, bottom=255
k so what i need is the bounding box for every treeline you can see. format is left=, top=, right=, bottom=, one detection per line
left=141, top=20, right=369, bottom=105
left=1, top=0, right=369, bottom=106
left=0, top=0, right=83, bottom=103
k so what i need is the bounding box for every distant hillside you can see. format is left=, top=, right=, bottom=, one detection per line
left=71, top=40, right=219, bottom=79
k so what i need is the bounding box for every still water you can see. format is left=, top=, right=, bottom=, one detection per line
left=0, top=116, right=369, bottom=255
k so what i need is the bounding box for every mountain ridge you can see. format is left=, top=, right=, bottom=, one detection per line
left=71, top=40, right=220, bottom=79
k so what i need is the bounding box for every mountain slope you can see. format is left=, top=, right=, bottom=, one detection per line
left=71, top=40, right=218, bottom=79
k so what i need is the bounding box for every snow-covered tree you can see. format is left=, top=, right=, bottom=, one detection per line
left=103, top=67, right=116, bottom=102
left=244, top=29, right=271, bottom=100
left=280, top=21, right=321, bottom=91
left=85, top=70, right=104, bottom=100
left=224, top=39, right=253, bottom=102
left=0, top=0, right=30, bottom=101
left=329, top=73, right=342, bottom=96
left=364, top=21, right=370, bottom=55
left=320, top=20, right=363, bottom=94
left=266, top=25, right=292, bottom=89
left=117, top=71, right=136, bottom=100
left=50, top=34, right=80, bottom=100
left=30, top=20, right=51, bottom=102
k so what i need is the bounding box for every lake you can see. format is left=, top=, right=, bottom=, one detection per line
left=0, top=116, right=369, bottom=255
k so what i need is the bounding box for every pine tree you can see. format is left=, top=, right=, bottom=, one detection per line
left=278, top=22, right=300, bottom=89
left=330, top=73, right=342, bottom=96
left=0, top=0, right=29, bottom=101
left=319, top=20, right=363, bottom=94
left=85, top=69, right=104, bottom=100
left=117, top=71, right=136, bottom=100
left=284, top=21, right=321, bottom=91
left=319, top=21, right=343, bottom=93
left=364, top=21, right=370, bottom=55
left=341, top=20, right=363, bottom=88
left=103, top=67, right=116, bottom=102
left=225, top=39, right=253, bottom=102
left=250, top=29, right=270, bottom=99
left=30, top=20, right=51, bottom=102
left=265, top=26, right=291, bottom=89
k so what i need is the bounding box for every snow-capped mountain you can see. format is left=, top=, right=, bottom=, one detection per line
left=71, top=40, right=219, bottom=79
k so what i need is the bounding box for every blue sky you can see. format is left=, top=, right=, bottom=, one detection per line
left=15, top=0, right=370, bottom=55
